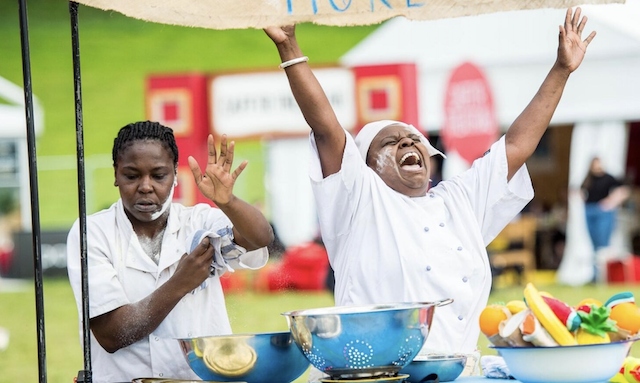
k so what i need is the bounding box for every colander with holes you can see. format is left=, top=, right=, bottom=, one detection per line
left=282, top=299, right=452, bottom=380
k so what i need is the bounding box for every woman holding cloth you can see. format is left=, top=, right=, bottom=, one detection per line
left=67, top=121, right=273, bottom=383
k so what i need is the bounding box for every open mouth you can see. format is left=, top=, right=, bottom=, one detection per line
left=399, top=152, right=423, bottom=171
left=135, top=201, right=158, bottom=212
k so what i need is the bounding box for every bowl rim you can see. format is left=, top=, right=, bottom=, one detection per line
left=410, top=353, right=468, bottom=362
left=490, top=337, right=638, bottom=350
left=176, top=330, right=292, bottom=341
left=281, top=299, right=453, bottom=317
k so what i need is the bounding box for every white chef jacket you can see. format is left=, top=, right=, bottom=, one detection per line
left=66, top=200, right=268, bottom=383
left=310, top=132, right=533, bottom=354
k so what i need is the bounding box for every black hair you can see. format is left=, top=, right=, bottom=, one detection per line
left=112, top=121, right=179, bottom=169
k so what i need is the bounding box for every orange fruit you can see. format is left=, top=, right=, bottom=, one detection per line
left=610, top=303, right=640, bottom=334
left=479, top=304, right=511, bottom=336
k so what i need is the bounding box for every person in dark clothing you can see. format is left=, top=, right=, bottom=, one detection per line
left=580, top=156, right=631, bottom=283
left=581, top=156, right=630, bottom=251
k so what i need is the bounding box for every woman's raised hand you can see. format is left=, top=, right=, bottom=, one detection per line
left=264, top=24, right=295, bottom=45
left=188, top=134, right=247, bottom=205
left=557, top=7, right=596, bottom=73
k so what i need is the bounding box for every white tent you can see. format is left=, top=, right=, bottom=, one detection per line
left=340, top=1, right=640, bottom=285
left=0, top=75, right=44, bottom=230
left=341, top=1, right=640, bottom=131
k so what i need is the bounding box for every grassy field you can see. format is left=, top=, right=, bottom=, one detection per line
left=1, top=276, right=640, bottom=383
left=0, top=0, right=378, bottom=229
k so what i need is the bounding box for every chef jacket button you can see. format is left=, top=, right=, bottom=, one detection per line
left=429, top=193, right=435, bottom=198
left=439, top=222, right=445, bottom=227
left=155, top=336, right=159, bottom=341
left=425, top=265, right=432, bottom=271
left=462, top=276, right=468, bottom=283
left=188, top=332, right=192, bottom=337
left=423, top=227, right=429, bottom=232
left=159, top=373, right=164, bottom=377
left=457, top=246, right=463, bottom=251
left=458, top=315, right=464, bottom=321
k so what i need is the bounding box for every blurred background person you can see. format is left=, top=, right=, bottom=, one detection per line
left=580, top=156, right=631, bottom=280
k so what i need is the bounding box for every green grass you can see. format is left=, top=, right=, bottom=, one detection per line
left=0, top=0, right=378, bottom=229
left=1, top=277, right=640, bottom=383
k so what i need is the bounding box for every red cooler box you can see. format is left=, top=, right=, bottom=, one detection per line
left=607, top=255, right=640, bottom=283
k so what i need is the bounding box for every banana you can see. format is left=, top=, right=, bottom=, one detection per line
left=524, top=283, right=577, bottom=346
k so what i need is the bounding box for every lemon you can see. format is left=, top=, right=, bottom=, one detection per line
left=506, top=300, right=527, bottom=314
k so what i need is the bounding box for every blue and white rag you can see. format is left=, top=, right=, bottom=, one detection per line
left=185, top=228, right=245, bottom=277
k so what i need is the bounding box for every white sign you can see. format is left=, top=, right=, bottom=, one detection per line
left=74, top=0, right=622, bottom=30
left=211, top=68, right=356, bottom=138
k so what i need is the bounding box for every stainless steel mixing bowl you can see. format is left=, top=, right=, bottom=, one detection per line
left=177, top=331, right=310, bottom=383
left=282, top=299, right=452, bottom=380
left=399, top=353, right=467, bottom=382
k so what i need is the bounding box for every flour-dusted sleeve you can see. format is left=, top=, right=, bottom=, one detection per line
left=66, top=216, right=130, bottom=321
left=309, top=131, right=370, bottom=240
left=442, top=136, right=534, bottom=244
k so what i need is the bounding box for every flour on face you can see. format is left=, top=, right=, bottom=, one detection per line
left=374, top=146, right=395, bottom=174
left=150, top=183, right=174, bottom=221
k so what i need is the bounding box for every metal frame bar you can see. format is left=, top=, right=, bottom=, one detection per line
left=17, top=2, right=93, bottom=382
left=69, top=2, right=92, bottom=382
left=17, top=0, right=47, bottom=382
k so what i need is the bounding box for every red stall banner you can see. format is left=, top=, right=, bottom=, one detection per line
left=146, top=74, right=211, bottom=206
left=442, top=61, right=499, bottom=165
left=352, top=63, right=420, bottom=135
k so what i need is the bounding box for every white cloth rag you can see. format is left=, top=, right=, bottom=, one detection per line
left=186, top=229, right=233, bottom=276
left=480, top=355, right=513, bottom=379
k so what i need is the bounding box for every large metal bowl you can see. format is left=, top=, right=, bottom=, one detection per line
left=399, top=354, right=467, bottom=382
left=177, top=331, right=310, bottom=383
left=282, top=299, right=452, bottom=380
left=493, top=338, right=637, bottom=383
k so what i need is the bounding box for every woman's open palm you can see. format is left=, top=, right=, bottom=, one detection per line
left=188, top=134, right=247, bottom=205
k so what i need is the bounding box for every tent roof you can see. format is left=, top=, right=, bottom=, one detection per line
left=340, top=1, right=640, bottom=131
left=0, top=76, right=44, bottom=138
left=341, top=1, right=640, bottom=69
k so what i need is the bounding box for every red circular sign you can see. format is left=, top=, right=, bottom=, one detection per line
left=442, top=61, right=498, bottom=164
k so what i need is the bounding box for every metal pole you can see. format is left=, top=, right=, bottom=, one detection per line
left=17, top=0, right=47, bottom=382
left=69, top=2, right=92, bottom=383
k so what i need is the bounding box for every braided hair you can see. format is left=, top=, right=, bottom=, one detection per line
left=112, top=121, right=179, bottom=169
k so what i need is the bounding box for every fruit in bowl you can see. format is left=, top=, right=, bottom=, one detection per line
left=480, top=283, right=640, bottom=347
left=480, top=284, right=640, bottom=383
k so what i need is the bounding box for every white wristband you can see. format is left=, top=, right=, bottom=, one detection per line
left=279, top=56, right=309, bottom=69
